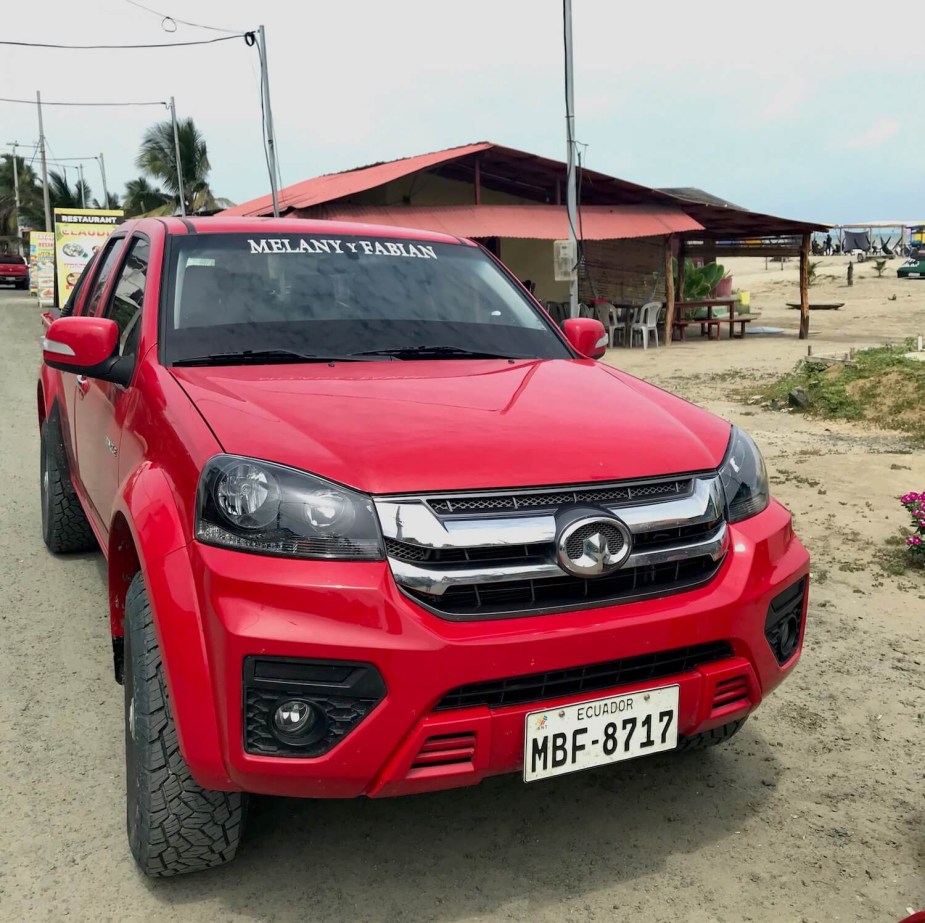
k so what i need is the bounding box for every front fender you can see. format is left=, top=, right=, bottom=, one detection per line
left=114, top=464, right=233, bottom=790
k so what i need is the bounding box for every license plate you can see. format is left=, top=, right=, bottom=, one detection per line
left=524, top=685, right=679, bottom=782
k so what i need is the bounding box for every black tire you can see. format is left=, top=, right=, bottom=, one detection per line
left=676, top=718, right=747, bottom=752
left=16, top=280, right=28, bottom=290
left=124, top=573, right=246, bottom=877
left=40, top=418, right=97, bottom=554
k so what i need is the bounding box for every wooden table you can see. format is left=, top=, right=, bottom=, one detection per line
left=674, top=298, right=746, bottom=340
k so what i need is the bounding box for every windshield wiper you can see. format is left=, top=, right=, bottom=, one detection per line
left=351, top=345, right=523, bottom=360
left=172, top=349, right=385, bottom=367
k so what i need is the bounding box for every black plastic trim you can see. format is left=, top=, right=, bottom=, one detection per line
left=243, top=655, right=386, bottom=698
left=437, top=641, right=734, bottom=710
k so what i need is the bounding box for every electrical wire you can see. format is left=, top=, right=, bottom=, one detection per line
left=0, top=96, right=166, bottom=106
left=0, top=34, right=246, bottom=49
left=123, top=0, right=243, bottom=34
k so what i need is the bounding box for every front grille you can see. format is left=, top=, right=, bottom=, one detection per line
left=385, top=539, right=549, bottom=566
left=427, top=477, right=693, bottom=516
left=408, top=555, right=721, bottom=617
left=436, top=641, right=733, bottom=710
left=385, top=518, right=722, bottom=566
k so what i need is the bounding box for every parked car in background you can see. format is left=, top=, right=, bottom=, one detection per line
left=37, top=216, right=809, bottom=877
left=897, top=251, right=925, bottom=278
left=0, top=252, right=29, bottom=289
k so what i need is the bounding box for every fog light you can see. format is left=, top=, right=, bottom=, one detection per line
left=777, top=615, right=800, bottom=661
left=272, top=699, right=317, bottom=744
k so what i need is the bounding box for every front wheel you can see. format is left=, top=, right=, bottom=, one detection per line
left=124, top=573, right=247, bottom=876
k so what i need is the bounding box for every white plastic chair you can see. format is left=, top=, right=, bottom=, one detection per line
left=630, top=301, right=662, bottom=349
left=608, top=305, right=635, bottom=347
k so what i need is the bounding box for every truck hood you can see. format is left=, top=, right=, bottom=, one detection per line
left=171, top=359, right=731, bottom=494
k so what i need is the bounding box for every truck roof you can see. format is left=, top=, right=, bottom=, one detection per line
left=130, top=215, right=471, bottom=246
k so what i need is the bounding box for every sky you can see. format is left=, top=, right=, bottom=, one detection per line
left=2, top=0, right=923, bottom=227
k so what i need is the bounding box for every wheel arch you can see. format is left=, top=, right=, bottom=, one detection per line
left=111, top=465, right=232, bottom=789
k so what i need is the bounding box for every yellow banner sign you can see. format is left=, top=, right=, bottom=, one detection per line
left=31, top=231, right=56, bottom=305
left=53, top=208, right=124, bottom=303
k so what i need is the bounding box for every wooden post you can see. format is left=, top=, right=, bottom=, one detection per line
left=799, top=233, right=810, bottom=339
left=677, top=238, right=686, bottom=301
left=664, top=236, right=675, bottom=346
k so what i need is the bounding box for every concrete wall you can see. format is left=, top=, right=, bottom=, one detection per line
left=499, top=238, right=569, bottom=303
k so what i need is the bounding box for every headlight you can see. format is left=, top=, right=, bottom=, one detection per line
left=196, top=455, right=383, bottom=560
left=719, top=427, right=770, bottom=522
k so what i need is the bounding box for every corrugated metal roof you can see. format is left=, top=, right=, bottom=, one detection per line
left=304, top=203, right=702, bottom=240
left=221, top=142, right=494, bottom=217
left=659, top=187, right=746, bottom=210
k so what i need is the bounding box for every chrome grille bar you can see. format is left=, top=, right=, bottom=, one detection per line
left=375, top=477, right=724, bottom=550
left=390, top=523, right=728, bottom=596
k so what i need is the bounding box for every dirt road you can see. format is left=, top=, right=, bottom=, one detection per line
left=1, top=287, right=922, bottom=923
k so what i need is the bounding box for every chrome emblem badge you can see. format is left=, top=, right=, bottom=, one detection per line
left=556, top=516, right=632, bottom=578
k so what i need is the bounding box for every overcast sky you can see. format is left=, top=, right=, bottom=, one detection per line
left=3, top=0, right=922, bottom=226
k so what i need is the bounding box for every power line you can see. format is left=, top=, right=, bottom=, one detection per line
left=0, top=96, right=166, bottom=107
left=0, top=34, right=246, bottom=50
left=123, top=0, right=243, bottom=34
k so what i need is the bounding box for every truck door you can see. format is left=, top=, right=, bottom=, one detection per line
left=60, top=238, right=125, bottom=508
left=73, top=236, right=149, bottom=536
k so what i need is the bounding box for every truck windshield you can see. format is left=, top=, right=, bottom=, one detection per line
left=162, top=233, right=571, bottom=364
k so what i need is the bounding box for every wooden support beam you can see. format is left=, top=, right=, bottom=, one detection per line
left=664, top=236, right=676, bottom=346
left=677, top=238, right=686, bottom=301
left=799, top=233, right=810, bottom=339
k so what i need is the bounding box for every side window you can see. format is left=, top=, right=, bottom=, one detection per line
left=84, top=238, right=126, bottom=319
left=105, top=237, right=150, bottom=358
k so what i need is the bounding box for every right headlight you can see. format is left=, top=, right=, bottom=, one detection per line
left=719, top=427, right=770, bottom=523
left=195, top=455, right=384, bottom=560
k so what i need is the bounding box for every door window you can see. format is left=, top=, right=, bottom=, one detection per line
left=104, top=237, right=150, bottom=358
left=83, top=238, right=125, bottom=318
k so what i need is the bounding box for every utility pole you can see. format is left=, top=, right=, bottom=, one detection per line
left=258, top=24, right=280, bottom=217
left=97, top=153, right=109, bottom=207
left=78, top=162, right=86, bottom=207
left=169, top=96, right=186, bottom=216
left=36, top=91, right=52, bottom=232
left=6, top=142, right=22, bottom=253
left=563, top=0, right=579, bottom=318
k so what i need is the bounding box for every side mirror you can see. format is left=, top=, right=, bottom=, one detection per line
left=564, top=317, right=608, bottom=359
left=42, top=316, right=131, bottom=386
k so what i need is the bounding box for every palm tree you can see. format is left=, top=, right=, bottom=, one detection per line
left=123, top=176, right=171, bottom=217
left=47, top=170, right=92, bottom=210
left=93, top=192, right=122, bottom=210
left=0, top=154, right=43, bottom=234
left=136, top=117, right=233, bottom=215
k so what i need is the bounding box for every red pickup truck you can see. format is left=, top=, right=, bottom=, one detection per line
left=38, top=217, right=809, bottom=877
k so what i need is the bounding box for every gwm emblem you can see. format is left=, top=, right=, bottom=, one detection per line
left=556, top=516, right=632, bottom=578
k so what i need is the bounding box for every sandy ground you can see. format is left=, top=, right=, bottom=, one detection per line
left=0, top=264, right=923, bottom=922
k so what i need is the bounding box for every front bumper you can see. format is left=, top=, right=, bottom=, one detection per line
left=176, top=499, right=808, bottom=797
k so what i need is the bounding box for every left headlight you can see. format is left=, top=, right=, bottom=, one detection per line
left=719, top=427, right=770, bottom=523
left=195, top=455, right=384, bottom=560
